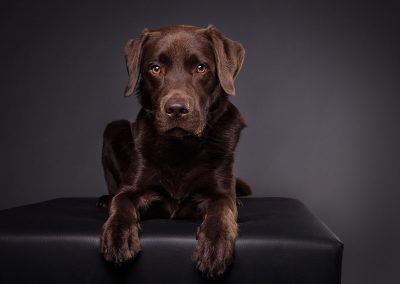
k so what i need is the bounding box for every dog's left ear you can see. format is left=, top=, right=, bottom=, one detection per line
left=124, top=29, right=149, bottom=97
left=206, top=26, right=245, bottom=96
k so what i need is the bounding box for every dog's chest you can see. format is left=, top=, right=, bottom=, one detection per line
left=147, top=136, right=204, bottom=172
left=141, top=136, right=209, bottom=206
left=142, top=158, right=195, bottom=197
left=159, top=138, right=203, bottom=161
left=157, top=166, right=193, bottom=200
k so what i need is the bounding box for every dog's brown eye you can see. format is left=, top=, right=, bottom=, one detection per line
left=196, top=64, right=207, bottom=73
left=150, top=65, right=161, bottom=75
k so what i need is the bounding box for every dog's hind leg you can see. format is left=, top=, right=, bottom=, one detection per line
left=235, top=177, right=251, bottom=197
left=96, top=194, right=114, bottom=208
left=97, top=120, right=134, bottom=208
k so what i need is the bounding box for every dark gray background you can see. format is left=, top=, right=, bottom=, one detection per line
left=1, top=0, right=399, bottom=283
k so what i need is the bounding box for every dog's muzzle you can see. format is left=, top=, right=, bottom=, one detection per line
left=156, top=91, right=204, bottom=137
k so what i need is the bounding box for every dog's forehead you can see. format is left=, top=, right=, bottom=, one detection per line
left=143, top=28, right=213, bottom=60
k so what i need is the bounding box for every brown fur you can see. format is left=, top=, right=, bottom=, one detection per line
left=99, top=25, right=251, bottom=277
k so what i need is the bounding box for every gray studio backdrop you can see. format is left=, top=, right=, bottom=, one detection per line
left=1, top=1, right=399, bottom=284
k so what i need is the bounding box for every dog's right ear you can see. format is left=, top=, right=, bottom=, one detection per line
left=124, top=29, right=149, bottom=97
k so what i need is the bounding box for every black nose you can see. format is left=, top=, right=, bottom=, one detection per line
left=164, top=99, right=189, bottom=118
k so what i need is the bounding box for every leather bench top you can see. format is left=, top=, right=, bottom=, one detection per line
left=0, top=197, right=343, bottom=284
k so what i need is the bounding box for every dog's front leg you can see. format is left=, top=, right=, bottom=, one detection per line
left=100, top=188, right=158, bottom=264
left=192, top=194, right=238, bottom=277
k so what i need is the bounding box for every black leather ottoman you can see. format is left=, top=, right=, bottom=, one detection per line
left=0, top=197, right=343, bottom=283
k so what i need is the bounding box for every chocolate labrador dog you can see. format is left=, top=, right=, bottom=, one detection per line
left=98, top=25, right=251, bottom=277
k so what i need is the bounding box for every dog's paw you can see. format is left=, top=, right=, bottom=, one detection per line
left=96, top=194, right=113, bottom=208
left=192, top=228, right=235, bottom=278
left=100, top=214, right=141, bottom=264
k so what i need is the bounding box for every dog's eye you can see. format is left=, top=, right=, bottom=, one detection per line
left=196, top=64, right=207, bottom=73
left=150, top=65, right=161, bottom=75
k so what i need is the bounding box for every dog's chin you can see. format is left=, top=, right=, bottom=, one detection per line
left=164, top=127, right=192, bottom=138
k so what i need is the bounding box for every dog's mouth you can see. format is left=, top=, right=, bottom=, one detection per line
left=165, top=127, right=191, bottom=138
left=155, top=111, right=206, bottom=138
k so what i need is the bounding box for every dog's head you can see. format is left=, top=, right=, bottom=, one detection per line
left=123, top=25, right=245, bottom=137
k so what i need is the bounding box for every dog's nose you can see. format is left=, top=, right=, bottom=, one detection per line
left=164, top=99, right=189, bottom=118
